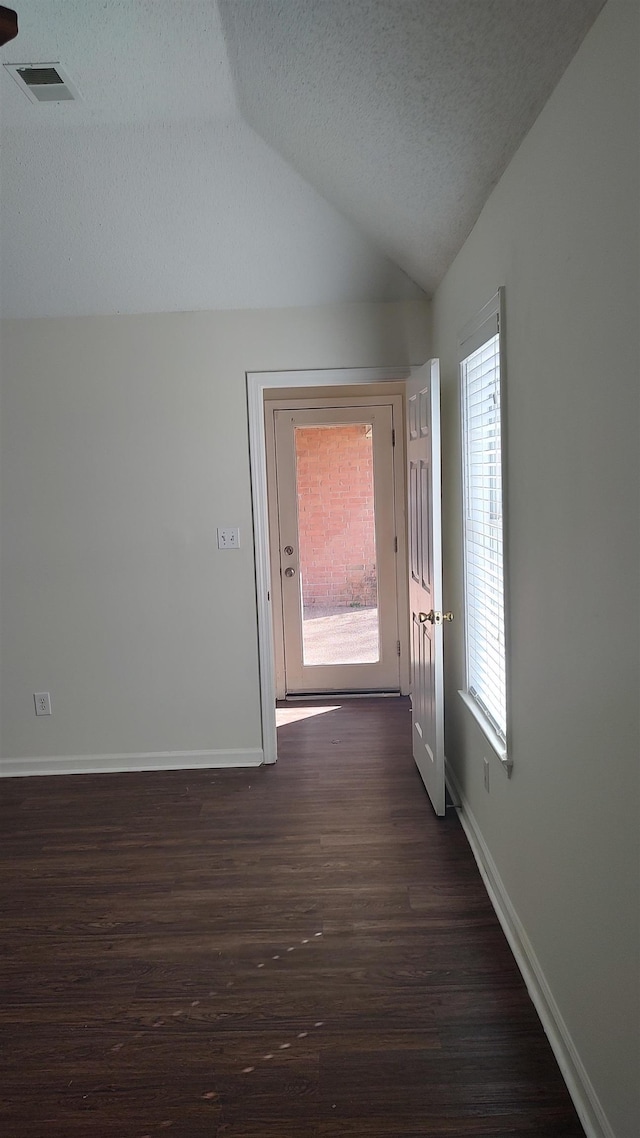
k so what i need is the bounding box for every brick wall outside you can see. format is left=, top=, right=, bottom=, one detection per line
left=295, top=424, right=377, bottom=609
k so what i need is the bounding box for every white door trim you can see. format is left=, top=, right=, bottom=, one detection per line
left=247, top=367, right=411, bottom=764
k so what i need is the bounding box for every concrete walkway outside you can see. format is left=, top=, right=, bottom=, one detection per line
left=302, top=605, right=379, bottom=665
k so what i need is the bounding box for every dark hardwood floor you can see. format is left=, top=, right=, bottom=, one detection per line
left=0, top=697, right=585, bottom=1137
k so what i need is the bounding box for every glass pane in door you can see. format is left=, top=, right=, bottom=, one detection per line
left=294, top=423, right=380, bottom=665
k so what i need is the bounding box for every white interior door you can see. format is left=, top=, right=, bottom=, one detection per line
left=407, top=360, right=448, bottom=816
left=273, top=405, right=401, bottom=694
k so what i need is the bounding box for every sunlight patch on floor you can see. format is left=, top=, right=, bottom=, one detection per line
left=276, top=705, right=340, bottom=726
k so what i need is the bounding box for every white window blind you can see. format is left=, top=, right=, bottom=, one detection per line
left=461, top=329, right=507, bottom=743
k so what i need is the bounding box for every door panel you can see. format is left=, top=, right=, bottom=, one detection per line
left=273, top=405, right=400, bottom=694
left=407, top=360, right=446, bottom=816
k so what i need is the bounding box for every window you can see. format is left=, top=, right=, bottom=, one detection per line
left=459, top=291, right=508, bottom=759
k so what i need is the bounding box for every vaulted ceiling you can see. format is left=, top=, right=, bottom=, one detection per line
left=0, top=0, right=604, bottom=318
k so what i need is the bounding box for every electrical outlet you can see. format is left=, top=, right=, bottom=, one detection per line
left=34, top=692, right=51, bottom=716
left=217, top=527, right=240, bottom=549
left=483, top=756, right=490, bottom=792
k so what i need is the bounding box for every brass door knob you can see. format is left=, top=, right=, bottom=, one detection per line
left=419, top=610, right=454, bottom=625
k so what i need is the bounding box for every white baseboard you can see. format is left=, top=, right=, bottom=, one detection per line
left=0, top=748, right=264, bottom=778
left=444, top=760, right=615, bottom=1138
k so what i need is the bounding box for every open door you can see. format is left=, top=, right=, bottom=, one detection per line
left=407, top=360, right=450, bottom=816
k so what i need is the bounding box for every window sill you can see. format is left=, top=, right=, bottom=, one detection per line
left=457, top=690, right=512, bottom=774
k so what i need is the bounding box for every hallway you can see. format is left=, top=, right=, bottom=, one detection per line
left=0, top=698, right=584, bottom=1136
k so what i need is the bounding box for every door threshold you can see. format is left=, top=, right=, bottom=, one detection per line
left=283, top=690, right=401, bottom=701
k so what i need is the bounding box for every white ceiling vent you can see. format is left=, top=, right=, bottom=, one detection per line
left=4, top=63, right=80, bottom=104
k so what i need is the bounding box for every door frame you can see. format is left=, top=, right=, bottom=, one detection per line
left=247, top=367, right=411, bottom=764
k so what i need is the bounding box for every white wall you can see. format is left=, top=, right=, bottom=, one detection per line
left=433, top=3, right=639, bottom=1137
left=0, top=300, right=429, bottom=769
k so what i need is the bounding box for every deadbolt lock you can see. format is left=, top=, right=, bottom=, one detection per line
left=283, top=545, right=294, bottom=556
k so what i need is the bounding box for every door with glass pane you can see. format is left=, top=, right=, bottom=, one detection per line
left=273, top=406, right=400, bottom=694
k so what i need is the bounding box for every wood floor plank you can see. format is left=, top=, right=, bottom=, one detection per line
left=0, top=697, right=585, bottom=1136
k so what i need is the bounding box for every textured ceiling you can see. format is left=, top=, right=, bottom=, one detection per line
left=220, top=0, right=605, bottom=294
left=0, top=119, right=421, bottom=317
left=0, top=0, right=604, bottom=318
left=0, top=0, right=237, bottom=124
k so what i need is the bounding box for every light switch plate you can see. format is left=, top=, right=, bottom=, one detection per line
left=217, top=527, right=240, bottom=549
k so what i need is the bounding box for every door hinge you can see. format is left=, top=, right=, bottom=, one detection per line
left=391, top=428, right=396, bottom=447
left=397, top=640, right=401, bottom=657
left=394, top=536, right=398, bottom=553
